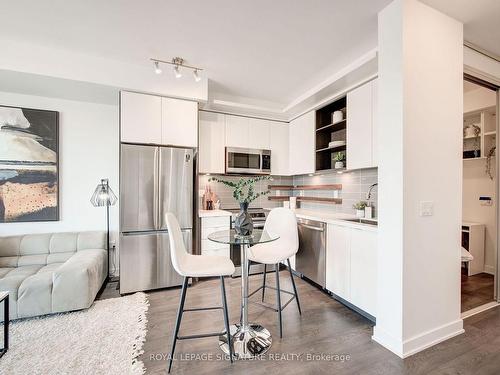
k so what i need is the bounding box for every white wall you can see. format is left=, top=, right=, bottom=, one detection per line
left=0, top=91, right=119, bottom=270
left=375, top=0, right=463, bottom=358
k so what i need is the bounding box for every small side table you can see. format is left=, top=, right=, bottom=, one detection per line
left=0, top=291, right=9, bottom=358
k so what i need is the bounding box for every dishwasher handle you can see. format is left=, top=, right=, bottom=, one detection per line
left=297, top=221, right=325, bottom=232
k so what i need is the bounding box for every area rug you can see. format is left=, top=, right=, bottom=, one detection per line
left=0, top=292, right=149, bottom=375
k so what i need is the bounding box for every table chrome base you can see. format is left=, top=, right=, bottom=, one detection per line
left=219, top=323, right=272, bottom=359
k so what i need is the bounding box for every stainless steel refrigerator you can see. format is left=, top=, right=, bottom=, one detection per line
left=119, top=144, right=194, bottom=294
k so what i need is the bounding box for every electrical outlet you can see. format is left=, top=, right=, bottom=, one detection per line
left=419, top=201, right=434, bottom=217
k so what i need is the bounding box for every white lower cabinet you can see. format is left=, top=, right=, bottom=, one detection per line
left=326, top=224, right=350, bottom=300
left=200, top=216, right=230, bottom=257
left=349, top=228, right=377, bottom=316
left=326, top=223, right=377, bottom=317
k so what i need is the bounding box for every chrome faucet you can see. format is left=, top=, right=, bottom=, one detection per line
left=366, top=183, right=378, bottom=202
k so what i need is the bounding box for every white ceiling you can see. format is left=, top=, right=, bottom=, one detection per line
left=1, top=0, right=498, bottom=109
left=423, top=0, right=500, bottom=58
left=0, top=0, right=391, bottom=108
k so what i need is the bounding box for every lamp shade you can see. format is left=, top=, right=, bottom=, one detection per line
left=90, top=179, right=117, bottom=207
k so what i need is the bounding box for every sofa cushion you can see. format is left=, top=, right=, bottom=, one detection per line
left=18, top=254, right=49, bottom=267
left=50, top=233, right=78, bottom=253
left=0, top=236, right=21, bottom=258
left=0, top=256, right=19, bottom=268
left=20, top=233, right=51, bottom=255
left=47, top=252, right=74, bottom=264
left=77, top=232, right=106, bottom=251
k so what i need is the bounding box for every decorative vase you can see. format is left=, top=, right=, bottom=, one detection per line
left=334, top=161, right=344, bottom=169
left=234, top=202, right=253, bottom=236
left=356, top=209, right=365, bottom=218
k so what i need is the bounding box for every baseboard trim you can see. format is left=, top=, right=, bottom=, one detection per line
left=483, top=265, right=495, bottom=275
left=462, top=301, right=499, bottom=318
left=402, top=319, right=464, bottom=358
left=372, top=326, right=404, bottom=358
left=373, top=319, right=464, bottom=358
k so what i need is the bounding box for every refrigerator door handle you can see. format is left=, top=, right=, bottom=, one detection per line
left=158, top=147, right=164, bottom=228
left=153, top=147, right=159, bottom=230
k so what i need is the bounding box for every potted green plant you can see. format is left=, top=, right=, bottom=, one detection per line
left=209, top=176, right=271, bottom=236
left=332, top=151, right=346, bottom=169
left=353, top=201, right=368, bottom=218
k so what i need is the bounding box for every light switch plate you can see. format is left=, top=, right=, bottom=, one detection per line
left=420, top=201, right=434, bottom=216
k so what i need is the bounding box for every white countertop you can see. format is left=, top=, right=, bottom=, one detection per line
left=266, top=208, right=378, bottom=231
left=198, top=209, right=233, bottom=218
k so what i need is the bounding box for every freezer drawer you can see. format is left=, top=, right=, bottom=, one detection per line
left=120, top=230, right=190, bottom=294
left=295, top=219, right=326, bottom=287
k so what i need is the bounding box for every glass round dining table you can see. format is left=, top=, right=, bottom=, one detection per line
left=208, top=229, right=279, bottom=360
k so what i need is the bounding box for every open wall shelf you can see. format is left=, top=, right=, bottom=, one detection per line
left=268, top=184, right=342, bottom=191
left=268, top=196, right=342, bottom=204
left=315, top=96, right=347, bottom=172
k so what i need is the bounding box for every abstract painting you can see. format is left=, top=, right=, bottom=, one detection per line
left=0, top=105, right=59, bottom=222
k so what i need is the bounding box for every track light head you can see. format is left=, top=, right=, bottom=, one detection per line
left=173, top=64, right=182, bottom=78
left=193, top=69, right=201, bottom=82
left=154, top=61, right=162, bottom=74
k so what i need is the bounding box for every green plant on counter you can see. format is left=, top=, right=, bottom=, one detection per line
left=333, top=151, right=346, bottom=162
left=353, top=201, right=368, bottom=210
left=209, top=176, right=272, bottom=204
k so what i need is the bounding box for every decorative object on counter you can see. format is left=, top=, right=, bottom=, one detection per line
left=283, top=201, right=290, bottom=208
left=214, top=200, right=221, bottom=210
left=202, top=185, right=218, bottom=210
left=353, top=201, right=368, bottom=218
left=332, top=150, right=346, bottom=169
left=486, top=146, right=496, bottom=180
left=209, top=175, right=271, bottom=236
left=365, top=205, right=373, bottom=219
left=332, top=110, right=344, bottom=124
left=289, top=196, right=297, bottom=210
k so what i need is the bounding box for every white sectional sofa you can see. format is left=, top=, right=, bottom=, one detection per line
left=0, top=231, right=107, bottom=321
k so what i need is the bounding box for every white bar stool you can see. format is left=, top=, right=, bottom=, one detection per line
left=165, top=213, right=235, bottom=373
left=247, top=207, right=301, bottom=338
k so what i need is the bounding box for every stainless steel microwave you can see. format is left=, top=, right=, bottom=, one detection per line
left=225, top=147, right=271, bottom=175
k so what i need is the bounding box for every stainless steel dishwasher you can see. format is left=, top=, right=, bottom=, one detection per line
left=295, top=218, right=326, bottom=287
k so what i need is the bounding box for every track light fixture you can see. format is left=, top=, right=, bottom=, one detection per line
left=150, top=57, right=203, bottom=82
left=193, top=69, right=201, bottom=82
left=154, top=61, right=162, bottom=74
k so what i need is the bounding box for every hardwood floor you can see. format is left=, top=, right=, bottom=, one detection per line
left=98, top=272, right=500, bottom=375
left=461, top=271, right=495, bottom=312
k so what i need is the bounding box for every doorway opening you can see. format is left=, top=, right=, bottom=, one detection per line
left=461, top=76, right=499, bottom=314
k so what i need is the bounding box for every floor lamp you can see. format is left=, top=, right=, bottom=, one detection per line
left=91, top=178, right=117, bottom=279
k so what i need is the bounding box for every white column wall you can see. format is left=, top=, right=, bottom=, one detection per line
left=374, top=0, right=464, bottom=357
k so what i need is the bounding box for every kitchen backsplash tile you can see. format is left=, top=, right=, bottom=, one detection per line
left=294, top=168, right=378, bottom=216
left=198, top=175, right=293, bottom=210
left=198, top=167, right=378, bottom=217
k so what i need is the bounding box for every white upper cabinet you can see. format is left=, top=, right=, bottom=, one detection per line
left=120, top=91, right=198, bottom=147
left=225, top=115, right=250, bottom=148
left=199, top=111, right=225, bottom=174
left=289, top=111, right=315, bottom=175
left=120, top=91, right=162, bottom=144
left=347, top=79, right=378, bottom=170
left=347, top=81, right=373, bottom=170
left=371, top=79, right=378, bottom=167
left=270, top=121, right=289, bottom=175
left=161, top=97, right=198, bottom=148
left=225, top=115, right=271, bottom=150
left=248, top=118, right=271, bottom=149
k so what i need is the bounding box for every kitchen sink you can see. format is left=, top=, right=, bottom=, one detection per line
left=344, top=218, right=378, bottom=226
